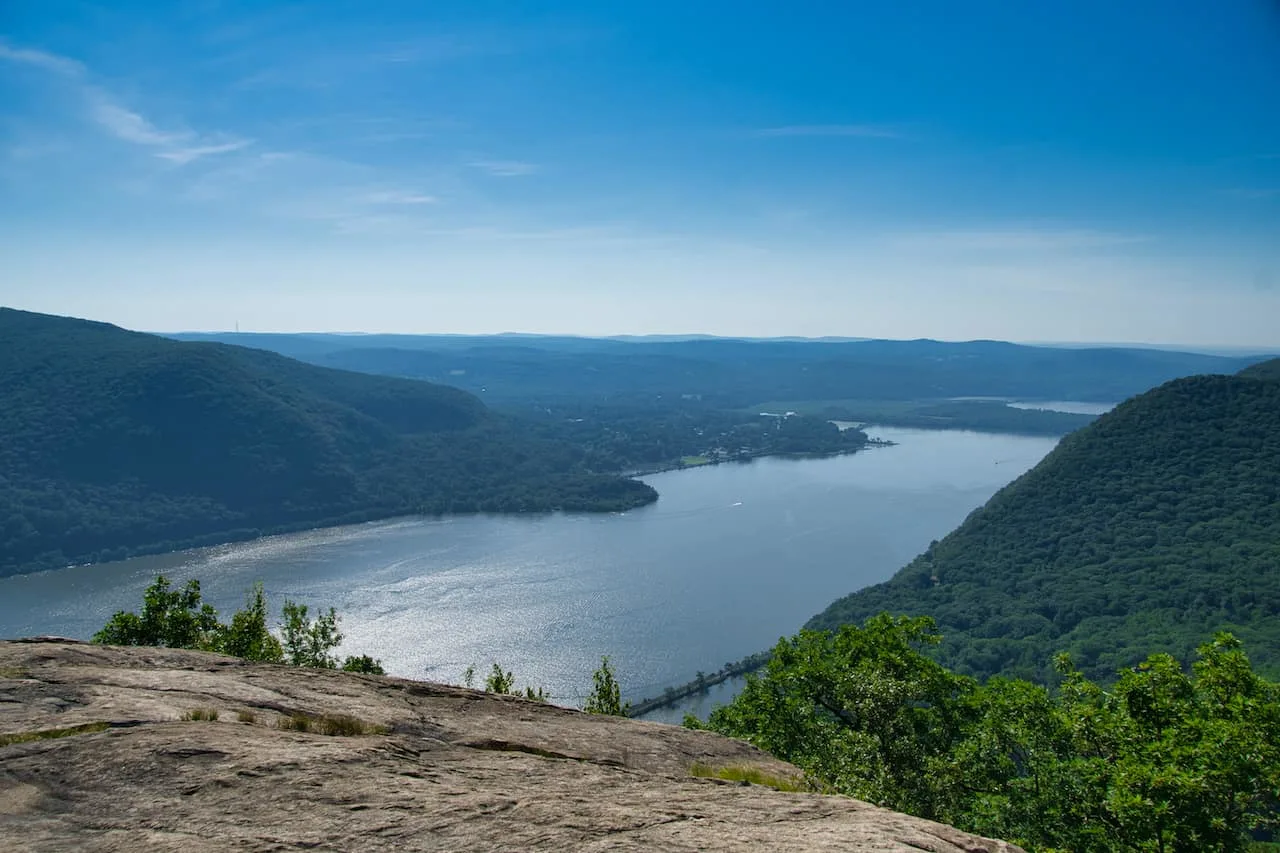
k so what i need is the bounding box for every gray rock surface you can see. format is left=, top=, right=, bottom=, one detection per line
left=0, top=640, right=1023, bottom=852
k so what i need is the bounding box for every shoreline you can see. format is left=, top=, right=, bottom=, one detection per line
left=5, top=440, right=897, bottom=579
left=624, top=438, right=896, bottom=479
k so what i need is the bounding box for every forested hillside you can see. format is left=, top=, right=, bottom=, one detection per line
left=0, top=309, right=655, bottom=576
left=1240, top=356, right=1280, bottom=382
left=808, top=370, right=1280, bottom=682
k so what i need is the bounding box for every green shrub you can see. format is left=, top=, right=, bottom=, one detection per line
left=341, top=654, right=385, bottom=675
left=584, top=655, right=629, bottom=716
left=482, top=663, right=547, bottom=701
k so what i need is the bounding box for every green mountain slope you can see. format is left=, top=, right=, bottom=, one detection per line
left=1240, top=356, right=1280, bottom=382
left=0, top=309, right=655, bottom=576
left=808, top=371, right=1280, bottom=681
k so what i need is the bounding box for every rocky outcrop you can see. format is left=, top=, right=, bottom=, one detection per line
left=0, top=640, right=1022, bottom=852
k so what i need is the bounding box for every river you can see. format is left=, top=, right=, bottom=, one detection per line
left=0, top=427, right=1058, bottom=715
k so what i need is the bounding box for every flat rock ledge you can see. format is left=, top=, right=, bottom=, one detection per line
left=0, top=640, right=1022, bottom=852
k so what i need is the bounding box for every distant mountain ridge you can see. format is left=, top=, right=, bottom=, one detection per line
left=0, top=309, right=655, bottom=576
left=169, top=331, right=1267, bottom=409
left=808, top=364, right=1280, bottom=682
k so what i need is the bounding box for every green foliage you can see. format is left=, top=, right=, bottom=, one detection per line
left=215, top=583, right=283, bottom=663
left=482, top=663, right=546, bottom=701
left=708, top=615, right=973, bottom=818
left=584, top=655, right=629, bottom=716
left=0, top=308, right=656, bottom=577
left=1239, top=357, right=1280, bottom=382
left=521, top=404, right=870, bottom=475
left=280, top=602, right=342, bottom=669
left=484, top=664, right=515, bottom=694
left=93, top=575, right=221, bottom=650
left=340, top=654, right=385, bottom=675
left=92, top=575, right=383, bottom=677
left=810, top=374, right=1280, bottom=683
left=705, top=617, right=1280, bottom=852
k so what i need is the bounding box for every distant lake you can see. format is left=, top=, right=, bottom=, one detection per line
left=0, top=427, right=1058, bottom=714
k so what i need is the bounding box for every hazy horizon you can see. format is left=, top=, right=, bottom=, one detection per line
left=3, top=2, right=1278, bottom=346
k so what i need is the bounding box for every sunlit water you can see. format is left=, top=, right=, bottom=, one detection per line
left=1007, top=400, right=1116, bottom=415
left=0, top=427, right=1058, bottom=714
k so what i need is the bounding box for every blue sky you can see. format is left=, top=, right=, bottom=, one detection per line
left=2, top=1, right=1279, bottom=346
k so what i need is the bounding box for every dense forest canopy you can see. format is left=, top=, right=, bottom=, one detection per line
left=0, top=309, right=656, bottom=576
left=808, top=370, right=1280, bottom=683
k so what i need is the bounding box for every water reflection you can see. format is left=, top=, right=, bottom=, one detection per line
left=0, top=427, right=1058, bottom=713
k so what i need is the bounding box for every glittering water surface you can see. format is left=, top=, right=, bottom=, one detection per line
left=1007, top=400, right=1117, bottom=415
left=0, top=427, right=1056, bottom=709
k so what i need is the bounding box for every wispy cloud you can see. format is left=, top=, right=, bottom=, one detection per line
left=86, top=90, right=253, bottom=164
left=755, top=124, right=903, bottom=139
left=469, top=159, right=539, bottom=177
left=2, top=41, right=251, bottom=166
left=158, top=140, right=255, bottom=165
left=891, top=228, right=1150, bottom=252
left=87, top=93, right=186, bottom=146
left=362, top=189, right=438, bottom=205
left=0, top=41, right=84, bottom=76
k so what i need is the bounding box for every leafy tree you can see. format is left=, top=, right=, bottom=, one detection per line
left=707, top=614, right=973, bottom=819
left=1030, top=635, right=1280, bottom=852
left=280, top=601, right=342, bottom=669
left=584, top=655, right=629, bottom=716
left=340, top=654, right=385, bottom=675
left=703, top=616, right=1280, bottom=852
left=93, top=575, right=221, bottom=650
left=215, top=582, right=283, bottom=663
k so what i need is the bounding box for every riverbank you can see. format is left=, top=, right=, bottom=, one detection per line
left=1, top=488, right=663, bottom=580
left=1, top=427, right=1062, bottom=708
left=623, top=438, right=896, bottom=479
left=7, top=436, right=902, bottom=580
